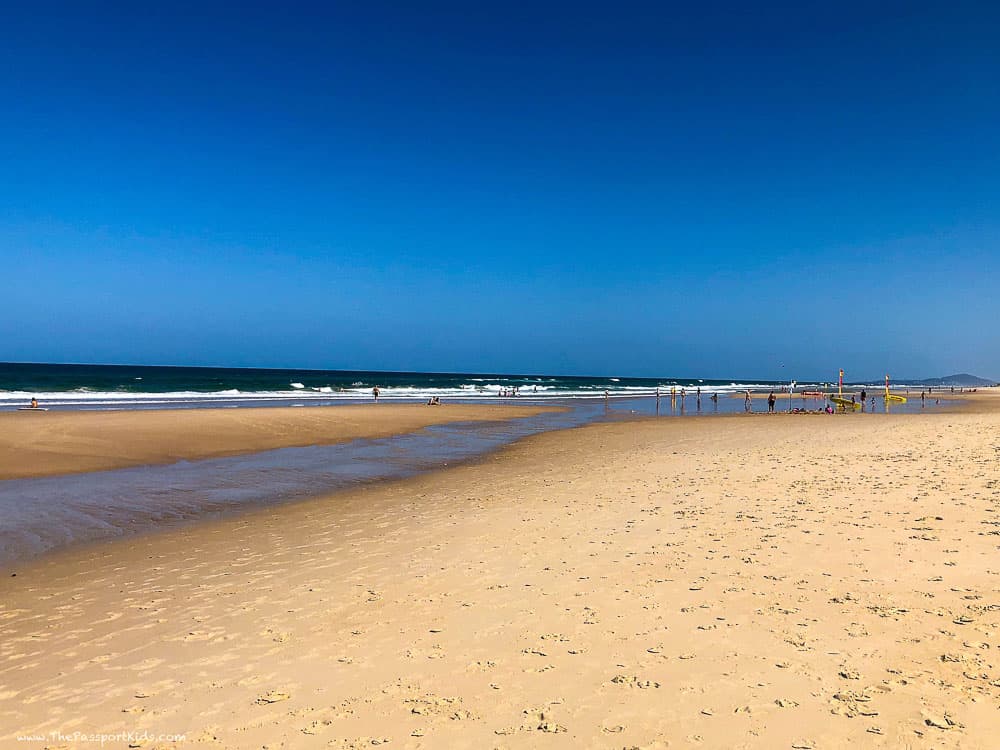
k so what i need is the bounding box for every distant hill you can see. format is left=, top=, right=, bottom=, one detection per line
left=907, top=374, right=997, bottom=387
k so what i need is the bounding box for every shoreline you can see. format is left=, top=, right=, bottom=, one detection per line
left=0, top=402, right=557, bottom=481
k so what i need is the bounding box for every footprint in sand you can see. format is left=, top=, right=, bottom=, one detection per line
left=923, top=712, right=960, bottom=730
left=255, top=690, right=291, bottom=704
left=301, top=719, right=332, bottom=735
left=610, top=674, right=660, bottom=689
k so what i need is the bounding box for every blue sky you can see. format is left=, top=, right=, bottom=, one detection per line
left=1, top=1, right=998, bottom=380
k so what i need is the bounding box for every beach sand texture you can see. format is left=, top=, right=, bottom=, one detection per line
left=2, top=401, right=999, bottom=748
left=0, top=404, right=553, bottom=480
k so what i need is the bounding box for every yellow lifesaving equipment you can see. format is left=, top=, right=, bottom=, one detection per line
left=830, top=396, right=861, bottom=410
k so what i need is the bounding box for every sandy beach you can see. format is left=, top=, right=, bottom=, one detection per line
left=2, top=396, right=999, bottom=748
left=0, top=404, right=553, bottom=480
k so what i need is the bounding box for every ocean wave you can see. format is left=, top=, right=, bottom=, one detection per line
left=0, top=379, right=881, bottom=410
left=0, top=382, right=794, bottom=400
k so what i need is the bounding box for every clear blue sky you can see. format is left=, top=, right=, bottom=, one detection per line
left=1, top=1, right=997, bottom=380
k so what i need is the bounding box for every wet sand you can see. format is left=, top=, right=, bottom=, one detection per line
left=0, top=403, right=554, bottom=480
left=2, top=393, right=999, bottom=748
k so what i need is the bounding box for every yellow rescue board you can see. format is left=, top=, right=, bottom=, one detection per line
left=885, top=394, right=907, bottom=403
left=830, top=396, right=861, bottom=409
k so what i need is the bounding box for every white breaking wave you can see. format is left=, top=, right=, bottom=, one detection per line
left=0, top=380, right=813, bottom=409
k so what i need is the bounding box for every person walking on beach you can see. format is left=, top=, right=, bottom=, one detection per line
left=921, top=390, right=926, bottom=406
left=767, top=391, right=776, bottom=413
left=372, top=385, right=380, bottom=402
left=745, top=390, right=752, bottom=413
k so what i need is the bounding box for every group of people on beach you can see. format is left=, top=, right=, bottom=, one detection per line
left=498, top=386, right=530, bottom=398
left=654, top=386, right=717, bottom=414
left=755, top=389, right=868, bottom=414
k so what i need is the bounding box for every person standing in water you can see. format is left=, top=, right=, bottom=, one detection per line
left=372, top=386, right=380, bottom=402
left=767, top=391, right=776, bottom=413
left=745, top=390, right=752, bottom=413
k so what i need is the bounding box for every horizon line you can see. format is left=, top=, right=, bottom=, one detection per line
left=0, top=360, right=993, bottom=385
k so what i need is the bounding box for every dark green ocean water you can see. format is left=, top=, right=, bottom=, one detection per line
left=0, top=361, right=791, bottom=409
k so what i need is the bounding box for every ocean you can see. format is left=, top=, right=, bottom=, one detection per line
left=0, top=361, right=803, bottom=410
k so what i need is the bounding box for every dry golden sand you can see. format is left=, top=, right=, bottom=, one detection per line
left=0, top=403, right=552, bottom=480
left=2, top=396, right=1000, bottom=748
